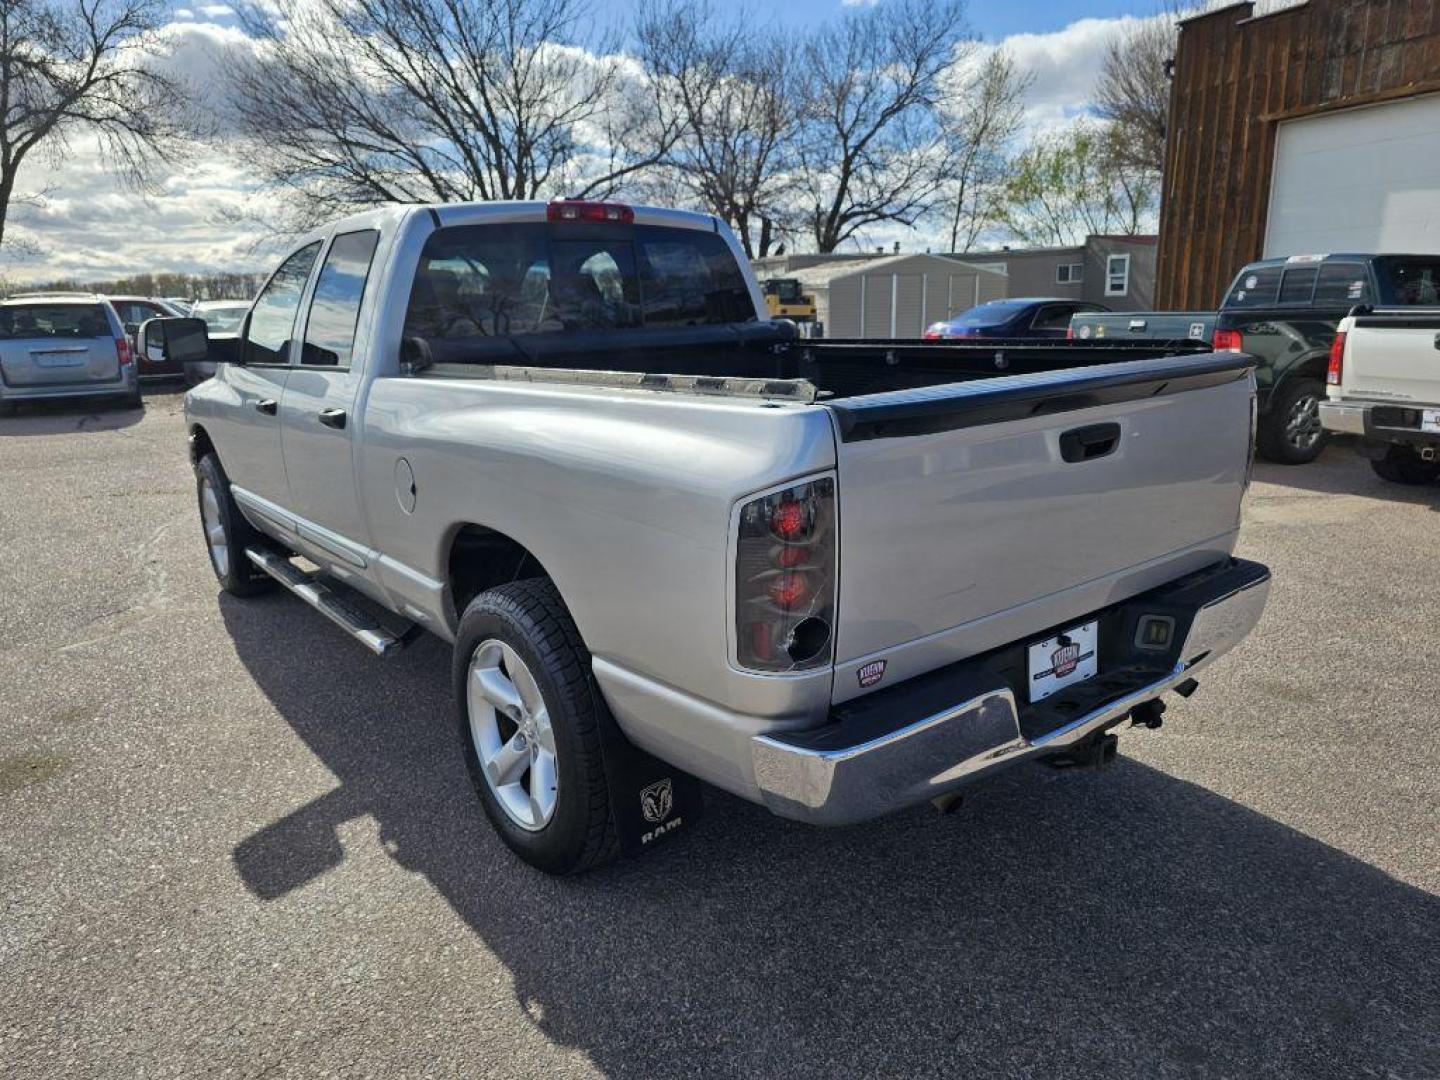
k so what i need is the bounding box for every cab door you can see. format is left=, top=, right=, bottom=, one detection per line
left=277, top=228, right=384, bottom=574
left=218, top=241, right=322, bottom=509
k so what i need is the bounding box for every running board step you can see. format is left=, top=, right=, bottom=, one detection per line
left=245, top=547, right=420, bottom=657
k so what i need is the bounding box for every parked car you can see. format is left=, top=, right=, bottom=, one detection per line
left=0, top=295, right=141, bottom=414
left=106, top=296, right=189, bottom=379
left=1209, top=253, right=1440, bottom=464
left=1069, top=310, right=1216, bottom=343
left=161, top=199, right=1270, bottom=875
left=925, top=298, right=1109, bottom=340
left=1319, top=305, right=1440, bottom=484
left=177, top=299, right=252, bottom=385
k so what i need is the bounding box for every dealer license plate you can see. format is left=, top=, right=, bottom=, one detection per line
left=1422, top=409, right=1440, bottom=434
left=1027, top=620, right=1099, bottom=703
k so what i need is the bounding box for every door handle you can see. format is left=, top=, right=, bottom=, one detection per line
left=255, top=398, right=278, bottom=416
left=318, top=408, right=348, bottom=430
left=1060, top=422, right=1121, bottom=463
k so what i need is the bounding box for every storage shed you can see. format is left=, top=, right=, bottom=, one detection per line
left=791, top=254, right=1007, bottom=339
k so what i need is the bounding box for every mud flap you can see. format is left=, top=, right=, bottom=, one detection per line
left=596, top=709, right=703, bottom=855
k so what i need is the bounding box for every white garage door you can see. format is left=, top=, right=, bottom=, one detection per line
left=1265, top=93, right=1440, bottom=258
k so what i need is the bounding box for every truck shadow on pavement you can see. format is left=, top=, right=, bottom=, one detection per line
left=221, top=595, right=1439, bottom=1080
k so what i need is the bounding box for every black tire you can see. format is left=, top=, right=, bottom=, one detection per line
left=194, top=452, right=272, bottom=596
left=453, top=579, right=617, bottom=875
left=1257, top=377, right=1328, bottom=465
left=1370, top=445, right=1440, bottom=485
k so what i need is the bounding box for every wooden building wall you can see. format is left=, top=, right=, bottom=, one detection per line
left=1154, top=0, right=1440, bottom=310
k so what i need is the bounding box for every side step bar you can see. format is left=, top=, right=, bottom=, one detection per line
left=245, top=547, right=419, bottom=657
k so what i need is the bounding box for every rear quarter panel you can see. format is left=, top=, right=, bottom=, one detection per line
left=357, top=376, right=837, bottom=715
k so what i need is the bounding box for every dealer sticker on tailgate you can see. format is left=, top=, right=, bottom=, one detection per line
left=1422, top=409, right=1440, bottom=434
left=1027, top=621, right=1099, bottom=702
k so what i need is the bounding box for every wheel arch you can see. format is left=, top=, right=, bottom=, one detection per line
left=188, top=422, right=215, bottom=466
left=445, top=522, right=560, bottom=627
left=1266, top=352, right=1329, bottom=409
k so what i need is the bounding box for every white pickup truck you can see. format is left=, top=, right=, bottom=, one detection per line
left=153, top=200, right=1270, bottom=874
left=1321, top=306, right=1440, bottom=484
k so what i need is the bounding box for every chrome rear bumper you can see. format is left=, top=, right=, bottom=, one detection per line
left=752, top=559, right=1270, bottom=826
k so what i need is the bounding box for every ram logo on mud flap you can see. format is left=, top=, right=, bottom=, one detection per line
left=640, top=778, right=673, bottom=824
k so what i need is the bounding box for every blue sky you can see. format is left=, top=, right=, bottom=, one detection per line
left=602, top=0, right=1163, bottom=41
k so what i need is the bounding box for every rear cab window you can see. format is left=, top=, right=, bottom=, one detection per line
left=1223, top=266, right=1282, bottom=308
left=1374, top=257, right=1440, bottom=305
left=403, top=221, right=753, bottom=343
left=0, top=304, right=110, bottom=339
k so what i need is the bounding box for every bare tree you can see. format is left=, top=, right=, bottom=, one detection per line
left=0, top=0, right=184, bottom=252
left=1094, top=5, right=1185, bottom=177
left=994, top=119, right=1158, bottom=247
left=228, top=0, right=681, bottom=230
left=936, top=49, right=1029, bottom=253
left=796, top=0, right=974, bottom=253
left=635, top=0, right=799, bottom=258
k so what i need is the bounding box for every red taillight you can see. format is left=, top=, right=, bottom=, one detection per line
left=769, top=499, right=810, bottom=541
left=116, top=336, right=133, bottom=367
left=922, top=331, right=941, bottom=340
left=547, top=200, right=634, bottom=224
left=766, top=572, right=811, bottom=610
left=1212, top=329, right=1244, bottom=353
left=1065, top=325, right=1075, bottom=339
left=736, top=478, right=836, bottom=672
left=1327, top=330, right=1346, bottom=386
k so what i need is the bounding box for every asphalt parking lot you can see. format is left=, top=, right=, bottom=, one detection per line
left=1, top=390, right=1437, bottom=1079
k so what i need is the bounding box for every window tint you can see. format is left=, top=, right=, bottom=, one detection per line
left=635, top=225, right=753, bottom=325
left=1375, top=257, right=1440, bottom=306
left=403, top=222, right=753, bottom=342
left=952, top=300, right=1027, bottom=328
left=1031, top=304, right=1077, bottom=331
left=0, top=304, right=109, bottom=339
left=1278, top=267, right=1318, bottom=304
left=1312, top=264, right=1370, bottom=306
left=301, top=230, right=380, bottom=367
left=1223, top=265, right=1282, bottom=308
left=244, top=242, right=321, bottom=365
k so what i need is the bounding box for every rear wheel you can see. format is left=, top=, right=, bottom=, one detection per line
left=195, top=452, right=271, bottom=596
left=454, top=579, right=617, bottom=875
left=1258, top=377, right=1327, bottom=465
left=1370, top=444, right=1440, bottom=485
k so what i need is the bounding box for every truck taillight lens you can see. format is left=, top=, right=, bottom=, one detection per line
left=736, top=477, right=836, bottom=672
left=1212, top=329, right=1243, bottom=353
left=1327, top=331, right=1346, bottom=386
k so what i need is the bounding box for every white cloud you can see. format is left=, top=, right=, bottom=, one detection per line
left=2, top=9, right=1164, bottom=280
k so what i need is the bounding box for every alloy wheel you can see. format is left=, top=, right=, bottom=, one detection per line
left=466, top=639, right=559, bottom=831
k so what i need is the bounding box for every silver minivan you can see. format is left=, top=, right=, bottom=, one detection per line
left=0, top=296, right=141, bottom=414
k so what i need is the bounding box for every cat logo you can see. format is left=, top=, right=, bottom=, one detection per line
left=640, top=778, right=674, bottom=824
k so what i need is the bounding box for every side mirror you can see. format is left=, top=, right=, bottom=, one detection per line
left=138, top=316, right=210, bottom=365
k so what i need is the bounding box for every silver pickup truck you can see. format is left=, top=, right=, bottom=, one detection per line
left=158, top=200, right=1271, bottom=874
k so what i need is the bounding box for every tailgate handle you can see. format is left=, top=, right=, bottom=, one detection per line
left=1060, top=422, right=1121, bottom=463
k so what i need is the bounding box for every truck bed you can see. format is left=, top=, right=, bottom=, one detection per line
left=408, top=324, right=1213, bottom=401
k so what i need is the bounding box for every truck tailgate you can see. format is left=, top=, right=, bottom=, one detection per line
left=826, top=354, right=1255, bottom=702
left=1343, top=315, right=1440, bottom=403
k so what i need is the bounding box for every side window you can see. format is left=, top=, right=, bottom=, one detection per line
left=301, top=230, right=380, bottom=368
left=1278, top=267, right=1318, bottom=304
left=244, top=242, right=322, bottom=365
left=1313, top=264, right=1371, bottom=306
left=1030, top=305, right=1075, bottom=331
left=1224, top=265, right=1282, bottom=308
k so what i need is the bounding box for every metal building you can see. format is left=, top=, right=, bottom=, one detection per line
left=781, top=254, right=1008, bottom=339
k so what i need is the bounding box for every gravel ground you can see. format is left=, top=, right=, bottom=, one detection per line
left=1, top=390, right=1436, bottom=1079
